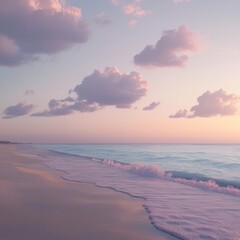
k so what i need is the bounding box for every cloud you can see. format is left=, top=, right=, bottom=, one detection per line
left=95, top=12, right=111, bottom=25
left=110, top=0, right=149, bottom=27
left=0, top=0, right=89, bottom=67
left=110, top=0, right=149, bottom=17
left=134, top=25, right=202, bottom=68
left=32, top=98, right=100, bottom=117
left=74, top=67, right=147, bottom=108
left=190, top=89, right=240, bottom=117
left=169, top=109, right=189, bottom=118
left=122, top=0, right=149, bottom=16
left=32, top=67, right=148, bottom=116
left=0, top=35, right=23, bottom=66
left=143, top=101, right=160, bottom=111
left=169, top=89, right=240, bottom=118
left=3, top=102, right=35, bottom=118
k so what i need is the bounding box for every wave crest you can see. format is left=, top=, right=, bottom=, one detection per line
left=171, top=178, right=240, bottom=197
left=102, top=159, right=240, bottom=197
left=102, top=159, right=165, bottom=178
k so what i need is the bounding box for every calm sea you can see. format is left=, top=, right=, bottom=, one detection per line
left=32, top=144, right=240, bottom=240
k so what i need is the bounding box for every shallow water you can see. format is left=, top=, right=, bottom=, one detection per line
left=38, top=144, right=240, bottom=186
left=33, top=144, right=240, bottom=240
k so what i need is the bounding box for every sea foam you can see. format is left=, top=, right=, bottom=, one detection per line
left=100, top=158, right=240, bottom=197
left=30, top=147, right=240, bottom=240
left=20, top=143, right=240, bottom=240
left=102, top=159, right=165, bottom=177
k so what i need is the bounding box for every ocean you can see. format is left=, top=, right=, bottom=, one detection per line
left=32, top=144, right=240, bottom=240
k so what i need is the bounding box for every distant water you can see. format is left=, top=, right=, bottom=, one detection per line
left=33, top=144, right=240, bottom=240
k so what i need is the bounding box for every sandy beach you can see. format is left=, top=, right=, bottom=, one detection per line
left=0, top=144, right=177, bottom=240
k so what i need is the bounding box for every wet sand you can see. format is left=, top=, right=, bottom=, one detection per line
left=0, top=144, right=177, bottom=240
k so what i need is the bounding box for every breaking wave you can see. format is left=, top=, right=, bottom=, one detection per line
left=101, top=158, right=240, bottom=197
left=102, top=159, right=165, bottom=177
left=27, top=144, right=240, bottom=240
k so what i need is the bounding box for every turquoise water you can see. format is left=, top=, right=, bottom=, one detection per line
left=37, top=144, right=240, bottom=187
left=32, top=144, right=240, bottom=240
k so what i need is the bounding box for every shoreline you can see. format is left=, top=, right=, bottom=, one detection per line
left=0, top=144, right=177, bottom=240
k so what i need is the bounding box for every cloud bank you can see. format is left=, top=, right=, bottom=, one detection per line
left=0, top=0, right=89, bottom=66
left=3, top=102, right=35, bottom=118
left=170, top=89, right=240, bottom=118
left=143, top=101, right=160, bottom=110
left=32, top=67, right=148, bottom=116
left=134, top=25, right=202, bottom=68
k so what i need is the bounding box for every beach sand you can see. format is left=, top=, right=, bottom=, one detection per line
left=0, top=144, right=177, bottom=240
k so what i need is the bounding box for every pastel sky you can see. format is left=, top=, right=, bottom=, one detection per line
left=1, top=0, right=240, bottom=143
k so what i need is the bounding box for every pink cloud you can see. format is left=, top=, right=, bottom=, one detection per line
left=169, top=109, right=189, bottom=118
left=32, top=98, right=100, bottom=117
left=74, top=67, right=148, bottom=108
left=32, top=67, right=148, bottom=117
left=170, top=89, right=240, bottom=118
left=143, top=101, right=160, bottom=111
left=111, top=0, right=149, bottom=17
left=123, top=1, right=149, bottom=16
left=0, top=0, right=89, bottom=66
left=134, top=25, right=202, bottom=68
left=0, top=35, right=23, bottom=66
left=3, top=102, right=35, bottom=118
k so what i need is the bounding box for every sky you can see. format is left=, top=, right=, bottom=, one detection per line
left=1, top=0, right=240, bottom=144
